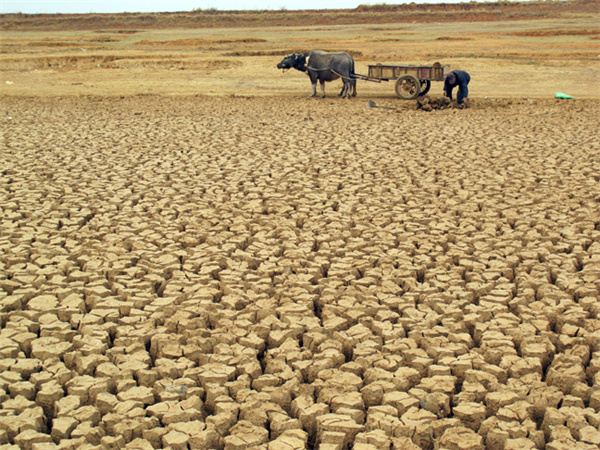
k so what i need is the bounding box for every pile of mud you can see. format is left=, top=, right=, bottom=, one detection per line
left=415, top=95, right=467, bottom=111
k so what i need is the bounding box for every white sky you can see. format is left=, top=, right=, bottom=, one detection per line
left=0, top=0, right=528, bottom=14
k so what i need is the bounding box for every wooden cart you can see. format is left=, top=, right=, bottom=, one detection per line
left=358, top=62, right=448, bottom=100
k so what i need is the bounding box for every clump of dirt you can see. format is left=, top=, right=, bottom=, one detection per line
left=415, top=95, right=466, bottom=111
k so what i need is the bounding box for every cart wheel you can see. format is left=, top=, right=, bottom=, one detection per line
left=419, top=80, right=431, bottom=96
left=395, top=75, right=421, bottom=100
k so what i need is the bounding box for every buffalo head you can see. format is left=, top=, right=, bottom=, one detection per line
left=277, top=53, right=307, bottom=72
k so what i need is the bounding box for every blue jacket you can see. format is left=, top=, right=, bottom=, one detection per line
left=444, top=70, right=470, bottom=103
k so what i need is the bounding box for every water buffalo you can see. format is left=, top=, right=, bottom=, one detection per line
left=277, top=50, right=357, bottom=98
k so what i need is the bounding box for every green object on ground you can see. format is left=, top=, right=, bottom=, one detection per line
left=554, top=92, right=574, bottom=99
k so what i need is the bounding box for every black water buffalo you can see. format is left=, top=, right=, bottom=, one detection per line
left=277, top=50, right=357, bottom=98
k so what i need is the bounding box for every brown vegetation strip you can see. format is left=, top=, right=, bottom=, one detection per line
left=136, top=38, right=267, bottom=46
left=505, top=29, right=600, bottom=37
left=1, top=0, right=598, bottom=31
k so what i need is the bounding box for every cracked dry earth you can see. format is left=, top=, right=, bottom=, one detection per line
left=0, top=95, right=599, bottom=450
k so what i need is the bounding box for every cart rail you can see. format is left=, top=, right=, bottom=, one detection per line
left=367, top=64, right=446, bottom=82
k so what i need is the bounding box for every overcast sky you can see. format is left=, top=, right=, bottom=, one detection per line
left=1, top=0, right=522, bottom=14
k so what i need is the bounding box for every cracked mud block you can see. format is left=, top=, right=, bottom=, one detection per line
left=223, top=420, right=269, bottom=449
left=13, top=429, right=54, bottom=450
left=316, top=413, right=364, bottom=448
left=0, top=95, right=599, bottom=448
left=452, top=402, right=487, bottom=431
left=437, top=426, right=484, bottom=450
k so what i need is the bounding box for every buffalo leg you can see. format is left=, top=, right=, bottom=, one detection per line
left=320, top=79, right=326, bottom=98
left=339, top=79, right=348, bottom=97
left=308, top=72, right=319, bottom=97
left=340, top=81, right=348, bottom=98
left=341, top=79, right=352, bottom=98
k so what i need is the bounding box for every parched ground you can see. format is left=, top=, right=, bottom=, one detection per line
left=1, top=1, right=600, bottom=448
left=1, top=94, right=599, bottom=449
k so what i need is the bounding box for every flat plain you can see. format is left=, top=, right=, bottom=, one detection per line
left=1, top=1, right=600, bottom=449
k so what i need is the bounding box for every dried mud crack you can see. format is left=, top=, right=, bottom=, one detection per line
left=0, top=95, right=599, bottom=450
